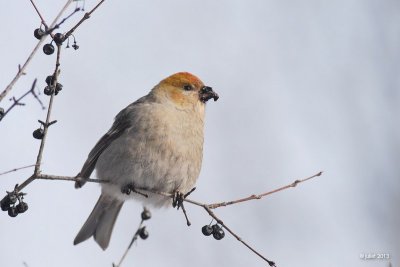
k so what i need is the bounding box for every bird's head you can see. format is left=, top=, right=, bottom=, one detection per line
left=152, top=72, right=219, bottom=110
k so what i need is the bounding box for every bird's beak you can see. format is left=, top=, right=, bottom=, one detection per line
left=199, top=86, right=219, bottom=103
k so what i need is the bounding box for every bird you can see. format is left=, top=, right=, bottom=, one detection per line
left=73, top=72, right=219, bottom=250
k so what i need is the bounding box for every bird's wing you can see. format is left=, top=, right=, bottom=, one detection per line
left=75, top=107, right=132, bottom=188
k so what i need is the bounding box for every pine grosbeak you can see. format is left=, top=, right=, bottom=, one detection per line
left=73, top=72, right=218, bottom=249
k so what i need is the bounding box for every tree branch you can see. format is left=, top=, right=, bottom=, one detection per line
left=0, top=0, right=73, bottom=103
left=29, top=0, right=49, bottom=29
left=17, top=171, right=322, bottom=266
left=0, top=79, right=45, bottom=122
left=0, top=164, right=37, bottom=176
left=207, top=171, right=323, bottom=209
left=64, top=0, right=106, bottom=39
left=15, top=46, right=63, bottom=193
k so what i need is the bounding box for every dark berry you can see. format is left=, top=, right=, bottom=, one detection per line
left=212, top=224, right=220, bottom=231
left=8, top=207, right=18, bottom=217
left=55, top=83, right=63, bottom=95
left=43, top=43, right=55, bottom=55
left=141, top=208, right=151, bottom=220
left=16, top=202, right=28, bottom=213
left=33, top=128, right=44, bottom=139
left=53, top=33, right=65, bottom=45
left=212, top=225, right=225, bottom=240
left=8, top=194, right=17, bottom=205
left=44, top=86, right=54, bottom=96
left=45, top=75, right=55, bottom=85
left=139, top=227, right=149, bottom=240
left=72, top=44, right=79, bottom=50
left=34, top=28, right=45, bottom=40
left=1, top=202, right=8, bottom=211
left=202, top=225, right=213, bottom=236
left=1, top=196, right=10, bottom=211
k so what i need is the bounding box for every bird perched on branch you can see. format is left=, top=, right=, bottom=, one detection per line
left=73, top=72, right=219, bottom=250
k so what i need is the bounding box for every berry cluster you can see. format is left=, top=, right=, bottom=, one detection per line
left=44, top=75, right=63, bottom=96
left=202, top=223, right=225, bottom=240
left=34, top=26, right=79, bottom=56
left=1, top=191, right=28, bottom=217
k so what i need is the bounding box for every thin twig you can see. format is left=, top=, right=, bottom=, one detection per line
left=33, top=46, right=61, bottom=175
left=113, top=219, right=144, bottom=267
left=15, top=46, right=63, bottom=193
left=17, top=171, right=321, bottom=265
left=35, top=173, right=109, bottom=184
left=207, top=172, right=323, bottom=209
left=203, top=206, right=276, bottom=267
left=64, top=0, right=106, bottom=39
left=0, top=0, right=73, bottom=103
left=48, top=7, right=81, bottom=33
left=29, top=0, right=48, bottom=28
left=0, top=79, right=45, bottom=122
left=0, top=164, right=37, bottom=176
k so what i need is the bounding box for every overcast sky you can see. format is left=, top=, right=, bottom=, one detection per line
left=0, top=1, right=399, bottom=267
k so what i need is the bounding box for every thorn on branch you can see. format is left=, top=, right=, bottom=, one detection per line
left=33, top=119, right=57, bottom=139
left=18, top=65, right=27, bottom=75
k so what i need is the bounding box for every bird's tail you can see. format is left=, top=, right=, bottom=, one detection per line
left=74, top=194, right=123, bottom=250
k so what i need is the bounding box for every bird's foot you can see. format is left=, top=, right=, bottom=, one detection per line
left=172, top=188, right=196, bottom=226
left=121, top=183, right=148, bottom=198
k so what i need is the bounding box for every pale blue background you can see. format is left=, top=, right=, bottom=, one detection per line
left=0, top=1, right=398, bottom=267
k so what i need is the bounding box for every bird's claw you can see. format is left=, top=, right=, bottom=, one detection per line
left=172, top=188, right=196, bottom=226
left=172, top=191, right=184, bottom=209
left=121, top=184, right=148, bottom=198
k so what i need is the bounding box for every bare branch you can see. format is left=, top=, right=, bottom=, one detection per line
left=0, top=79, right=45, bottom=122
left=64, top=0, right=106, bottom=39
left=33, top=46, right=61, bottom=175
left=0, top=164, right=37, bottom=176
left=29, top=0, right=48, bottom=28
left=17, top=171, right=321, bottom=265
left=15, top=46, right=63, bottom=192
left=113, top=219, right=145, bottom=267
left=203, top=206, right=276, bottom=267
left=207, top=171, right=323, bottom=209
left=36, top=173, right=108, bottom=184
left=48, top=7, right=81, bottom=33
left=0, top=0, right=73, bottom=103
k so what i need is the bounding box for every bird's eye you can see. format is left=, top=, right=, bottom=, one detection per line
left=183, top=84, right=193, bottom=91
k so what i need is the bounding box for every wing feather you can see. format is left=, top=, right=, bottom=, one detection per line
left=75, top=108, right=132, bottom=188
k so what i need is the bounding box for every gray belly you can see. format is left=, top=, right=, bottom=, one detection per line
left=95, top=131, right=202, bottom=206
